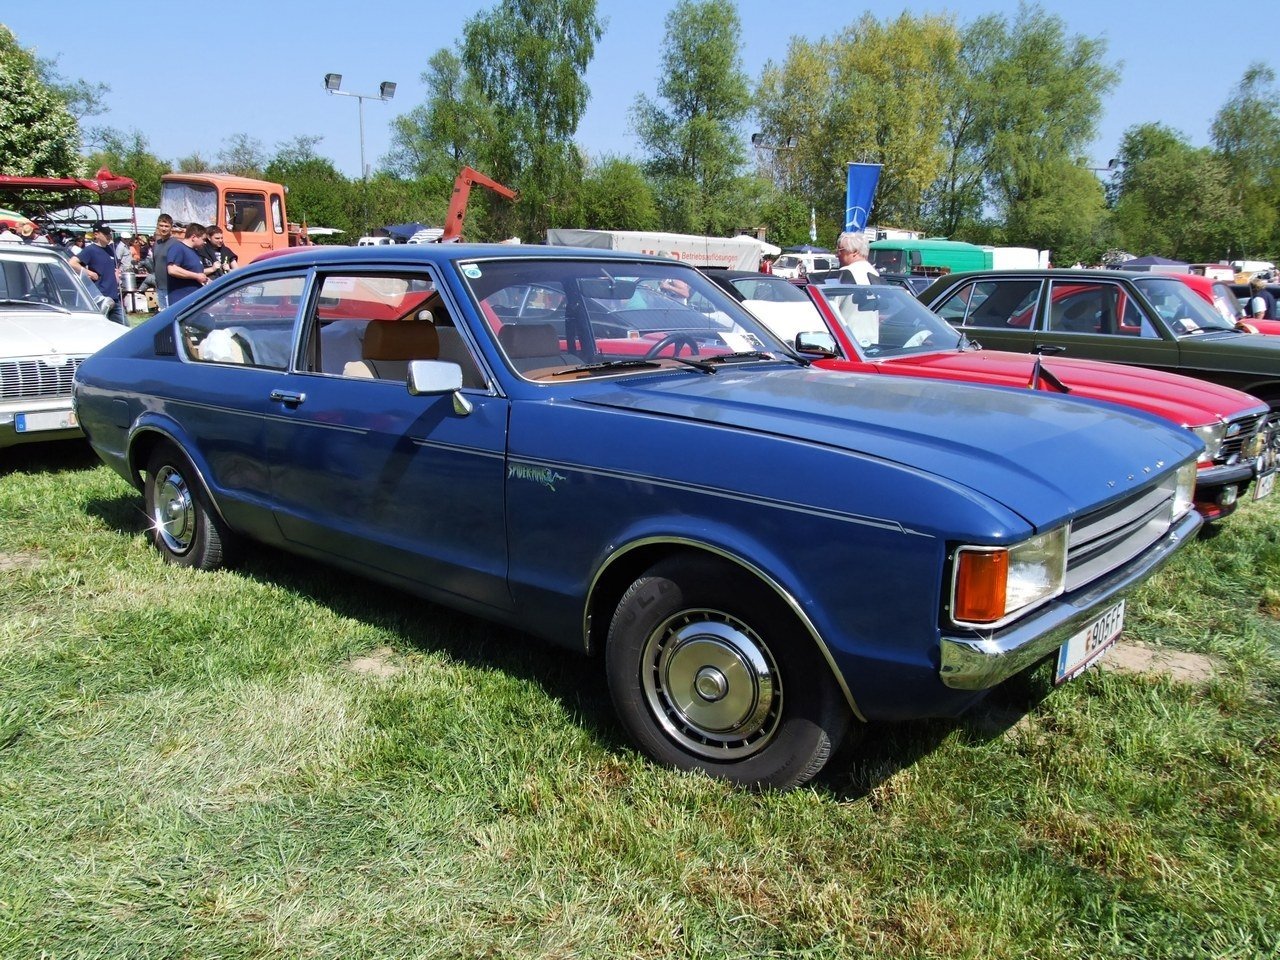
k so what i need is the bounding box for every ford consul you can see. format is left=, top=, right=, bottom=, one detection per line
left=73, top=246, right=1203, bottom=788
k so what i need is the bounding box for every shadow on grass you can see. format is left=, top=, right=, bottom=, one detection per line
left=82, top=490, right=1057, bottom=795
left=1, top=439, right=101, bottom=477
left=235, top=540, right=627, bottom=755
left=818, top=662, right=1057, bottom=800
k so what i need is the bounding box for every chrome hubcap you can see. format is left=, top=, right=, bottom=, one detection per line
left=642, top=610, right=781, bottom=760
left=152, top=465, right=194, bottom=554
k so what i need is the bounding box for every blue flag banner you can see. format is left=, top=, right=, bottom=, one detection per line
left=845, top=163, right=882, bottom=232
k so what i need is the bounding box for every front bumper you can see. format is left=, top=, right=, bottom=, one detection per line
left=0, top=398, right=82, bottom=448
left=938, top=507, right=1201, bottom=690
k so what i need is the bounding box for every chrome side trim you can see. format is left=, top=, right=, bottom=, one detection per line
left=511, top=456, right=928, bottom=536
left=938, top=508, right=1200, bottom=690
left=585, top=536, right=868, bottom=722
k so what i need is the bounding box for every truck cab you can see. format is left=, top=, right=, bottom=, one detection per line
left=159, top=174, right=296, bottom=264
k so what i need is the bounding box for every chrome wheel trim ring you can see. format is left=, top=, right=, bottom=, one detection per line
left=641, top=609, right=782, bottom=760
left=151, top=465, right=195, bottom=555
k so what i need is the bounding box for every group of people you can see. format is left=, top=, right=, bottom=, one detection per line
left=0, top=212, right=242, bottom=324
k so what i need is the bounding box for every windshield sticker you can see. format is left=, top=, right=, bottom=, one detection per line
left=721, top=331, right=755, bottom=353
left=461, top=263, right=482, bottom=279
left=1177, top=317, right=1201, bottom=333
left=508, top=463, right=567, bottom=492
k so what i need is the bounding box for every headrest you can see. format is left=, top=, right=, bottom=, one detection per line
left=362, top=321, right=439, bottom=361
left=498, top=323, right=560, bottom=358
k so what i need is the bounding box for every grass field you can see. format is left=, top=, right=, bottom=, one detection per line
left=2, top=441, right=1277, bottom=959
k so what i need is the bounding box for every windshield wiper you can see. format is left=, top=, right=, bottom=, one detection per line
left=702, top=350, right=778, bottom=365
left=0, top=298, right=70, bottom=314
left=551, top=359, right=665, bottom=376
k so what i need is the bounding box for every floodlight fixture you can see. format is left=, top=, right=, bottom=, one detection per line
left=324, top=73, right=342, bottom=92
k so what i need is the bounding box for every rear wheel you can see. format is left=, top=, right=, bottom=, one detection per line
left=605, top=555, right=850, bottom=789
left=143, top=444, right=236, bottom=570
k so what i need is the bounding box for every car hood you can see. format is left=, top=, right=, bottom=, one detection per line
left=878, top=350, right=1266, bottom=425
left=0, top=310, right=125, bottom=358
left=575, top=367, right=1200, bottom=528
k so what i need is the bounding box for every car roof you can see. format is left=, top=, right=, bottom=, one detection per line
left=243, top=243, right=682, bottom=271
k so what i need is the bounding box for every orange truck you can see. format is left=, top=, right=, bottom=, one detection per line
left=159, top=173, right=303, bottom=264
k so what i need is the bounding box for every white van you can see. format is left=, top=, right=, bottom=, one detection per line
left=772, top=252, right=838, bottom=279
left=356, top=236, right=394, bottom=247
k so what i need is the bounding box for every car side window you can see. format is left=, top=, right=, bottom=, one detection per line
left=298, top=271, right=487, bottom=388
left=936, top=280, right=1040, bottom=329
left=1046, top=281, right=1156, bottom=338
left=180, top=275, right=305, bottom=369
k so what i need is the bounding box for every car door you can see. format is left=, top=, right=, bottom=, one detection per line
left=173, top=272, right=307, bottom=539
left=1030, top=278, right=1179, bottom=370
left=935, top=276, right=1181, bottom=370
left=263, top=267, right=513, bottom=612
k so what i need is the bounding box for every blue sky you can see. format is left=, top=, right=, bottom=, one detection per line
left=5, top=1, right=1277, bottom=179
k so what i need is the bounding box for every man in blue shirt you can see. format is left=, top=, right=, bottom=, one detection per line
left=166, top=222, right=211, bottom=304
left=70, top=222, right=127, bottom=325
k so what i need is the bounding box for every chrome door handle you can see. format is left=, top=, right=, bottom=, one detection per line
left=269, top=389, right=306, bottom=406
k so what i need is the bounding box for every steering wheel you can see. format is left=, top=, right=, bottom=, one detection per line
left=902, top=330, right=934, bottom=349
left=644, top=333, right=701, bottom=359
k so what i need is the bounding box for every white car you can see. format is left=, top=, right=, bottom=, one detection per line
left=771, top=252, right=838, bottom=279
left=1, top=245, right=127, bottom=447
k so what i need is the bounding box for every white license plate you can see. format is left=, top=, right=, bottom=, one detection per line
left=1056, top=600, right=1125, bottom=684
left=1254, top=468, right=1275, bottom=501
left=15, top=409, right=78, bottom=433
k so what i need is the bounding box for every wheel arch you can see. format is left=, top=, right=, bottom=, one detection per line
left=584, top=536, right=867, bottom=722
left=126, top=423, right=234, bottom=530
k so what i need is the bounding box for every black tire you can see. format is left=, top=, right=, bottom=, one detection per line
left=143, top=444, right=236, bottom=570
left=605, top=555, right=851, bottom=789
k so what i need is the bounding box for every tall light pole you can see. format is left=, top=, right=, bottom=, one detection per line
left=750, top=133, right=798, bottom=240
left=324, top=73, right=396, bottom=235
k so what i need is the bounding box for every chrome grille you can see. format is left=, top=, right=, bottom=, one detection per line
left=0, top=357, right=83, bottom=401
left=1066, top=474, right=1177, bottom=592
left=1218, top=412, right=1266, bottom=464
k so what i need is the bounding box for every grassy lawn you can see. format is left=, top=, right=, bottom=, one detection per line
left=1, top=442, right=1277, bottom=959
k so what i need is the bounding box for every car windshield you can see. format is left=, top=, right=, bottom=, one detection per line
left=1134, top=277, right=1236, bottom=334
left=812, top=284, right=965, bottom=358
left=458, top=258, right=791, bottom=380
left=0, top=253, right=99, bottom=314
left=730, top=275, right=810, bottom=303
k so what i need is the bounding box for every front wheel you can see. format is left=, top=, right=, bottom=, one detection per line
left=605, top=556, right=851, bottom=789
left=143, top=444, right=236, bottom=570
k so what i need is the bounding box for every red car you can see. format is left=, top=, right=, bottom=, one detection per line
left=1174, top=273, right=1280, bottom=336
left=707, top=271, right=1272, bottom=522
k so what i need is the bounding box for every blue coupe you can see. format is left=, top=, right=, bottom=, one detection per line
left=73, top=245, right=1203, bottom=788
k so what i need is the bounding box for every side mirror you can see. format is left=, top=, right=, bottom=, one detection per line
left=795, top=331, right=838, bottom=356
left=407, top=359, right=464, bottom=396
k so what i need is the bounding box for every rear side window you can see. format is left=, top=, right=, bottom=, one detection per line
left=934, top=279, right=1039, bottom=329
left=179, top=275, right=306, bottom=369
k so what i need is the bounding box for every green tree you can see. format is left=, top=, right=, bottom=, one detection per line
left=756, top=13, right=960, bottom=236
left=1211, top=64, right=1280, bottom=256
left=632, top=0, right=753, bottom=234
left=573, top=155, right=659, bottom=230
left=922, top=14, right=1000, bottom=238
left=461, top=0, right=604, bottom=239
left=216, top=134, right=268, bottom=178
left=385, top=47, right=494, bottom=191
left=975, top=4, right=1118, bottom=254
left=265, top=136, right=357, bottom=235
left=1109, top=126, right=1245, bottom=263
left=0, top=25, right=79, bottom=177
left=84, top=129, right=169, bottom=206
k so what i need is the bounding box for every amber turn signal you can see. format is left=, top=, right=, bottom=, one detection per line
left=952, top=549, right=1008, bottom=624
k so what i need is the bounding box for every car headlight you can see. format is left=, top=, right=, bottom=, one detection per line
left=949, top=526, right=1069, bottom=628
left=1173, top=459, right=1198, bottom=518
left=1188, top=421, right=1225, bottom=463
